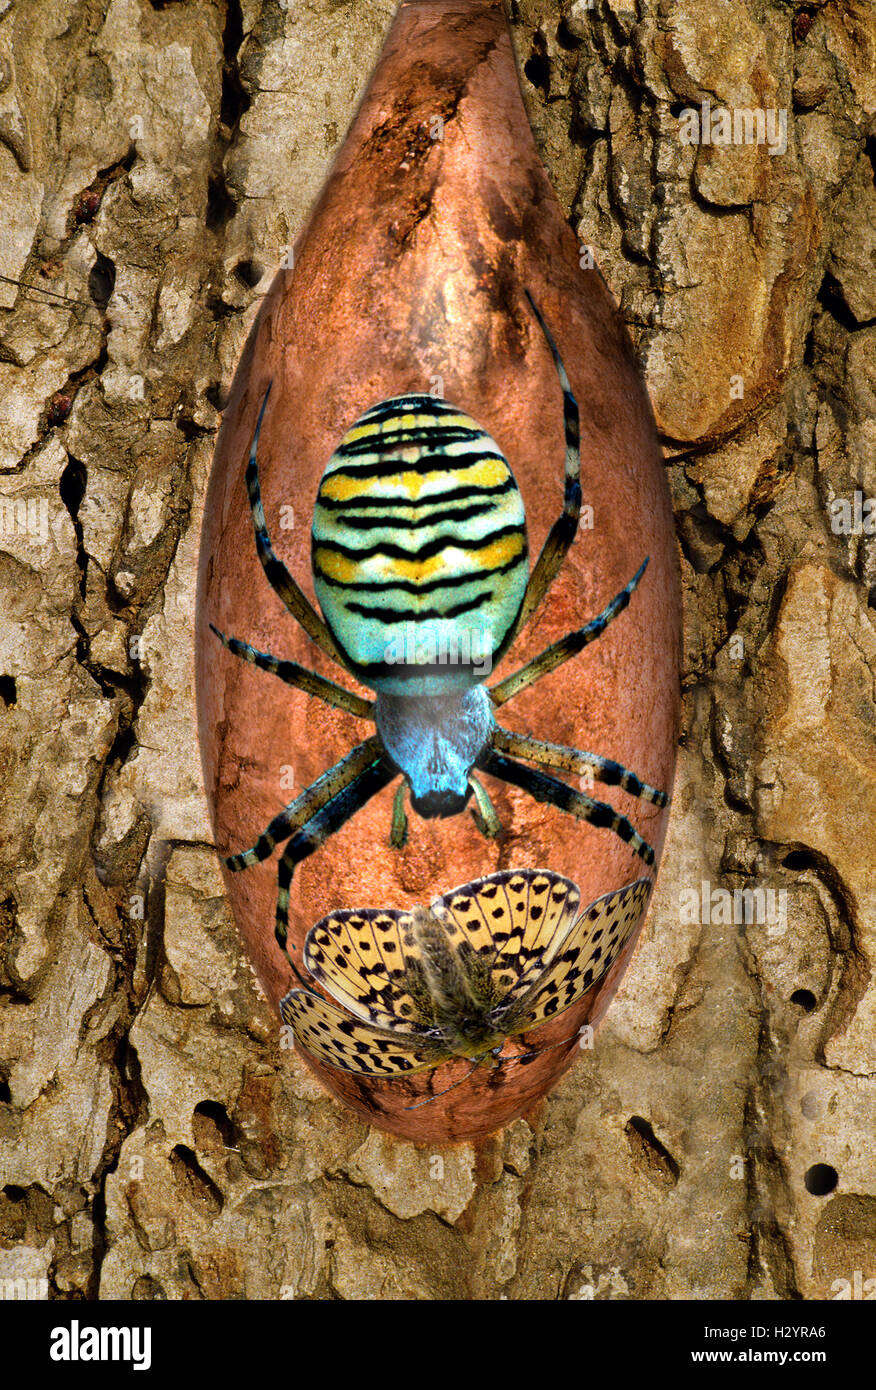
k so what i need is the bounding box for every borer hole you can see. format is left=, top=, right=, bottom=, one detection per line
left=233, top=259, right=264, bottom=288
left=790, top=988, right=817, bottom=1012
left=804, top=1163, right=838, bottom=1196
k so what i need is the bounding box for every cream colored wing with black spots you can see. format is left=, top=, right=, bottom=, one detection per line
left=428, top=868, right=582, bottom=1003
left=303, top=908, right=435, bottom=1031
left=501, top=877, right=653, bottom=1033
left=280, top=988, right=444, bottom=1076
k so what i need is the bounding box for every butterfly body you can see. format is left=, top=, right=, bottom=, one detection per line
left=280, top=868, right=652, bottom=1090
left=406, top=912, right=511, bottom=1061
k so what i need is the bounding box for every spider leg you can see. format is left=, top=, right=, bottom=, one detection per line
left=468, top=774, right=502, bottom=839
left=222, top=735, right=385, bottom=871
left=490, top=559, right=647, bottom=707
left=491, top=726, right=669, bottom=807
left=245, top=385, right=350, bottom=670
left=476, top=748, right=655, bottom=865
left=209, top=623, right=373, bottom=719
left=390, top=781, right=409, bottom=849
left=505, top=291, right=581, bottom=644
left=273, top=753, right=396, bottom=966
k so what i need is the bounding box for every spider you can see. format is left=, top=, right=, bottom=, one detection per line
left=210, top=292, right=669, bottom=976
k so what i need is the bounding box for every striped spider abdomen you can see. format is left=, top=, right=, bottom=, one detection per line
left=312, top=395, right=528, bottom=697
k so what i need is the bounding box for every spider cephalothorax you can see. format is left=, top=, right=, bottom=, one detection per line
left=210, top=293, right=669, bottom=978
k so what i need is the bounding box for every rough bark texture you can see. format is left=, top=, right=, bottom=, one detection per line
left=0, top=0, right=874, bottom=1300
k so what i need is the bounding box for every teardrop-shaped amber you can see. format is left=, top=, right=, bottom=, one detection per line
left=197, top=0, right=681, bottom=1143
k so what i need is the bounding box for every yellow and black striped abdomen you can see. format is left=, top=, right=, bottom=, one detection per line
left=312, top=395, right=528, bottom=696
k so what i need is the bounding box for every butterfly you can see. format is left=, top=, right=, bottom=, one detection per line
left=279, top=868, right=652, bottom=1092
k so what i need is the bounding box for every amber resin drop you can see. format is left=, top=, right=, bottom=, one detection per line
left=196, top=0, right=681, bottom=1143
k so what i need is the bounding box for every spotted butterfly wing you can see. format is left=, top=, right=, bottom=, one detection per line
left=500, top=877, right=652, bottom=1034
left=303, top=907, right=436, bottom=1030
left=428, top=868, right=582, bottom=1001
left=279, top=989, right=444, bottom=1076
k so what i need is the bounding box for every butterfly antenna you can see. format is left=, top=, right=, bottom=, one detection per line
left=499, top=1028, right=585, bottom=1067
left=404, top=1060, right=481, bottom=1110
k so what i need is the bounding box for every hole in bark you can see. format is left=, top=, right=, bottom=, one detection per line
left=132, top=1274, right=167, bottom=1298
left=805, top=1163, right=838, bottom=1196
left=555, top=18, right=581, bottom=50
left=193, top=1100, right=236, bottom=1151
left=791, top=988, right=817, bottom=1012
left=88, top=253, right=115, bottom=309
left=782, top=849, right=815, bottom=871
left=233, top=259, right=264, bottom=288
left=220, top=0, right=250, bottom=131
left=0, top=1079, right=10, bottom=1103
left=0, top=676, right=16, bottom=706
left=818, top=269, right=876, bottom=331
left=524, top=52, right=550, bottom=94
left=206, top=175, right=237, bottom=231
left=169, top=1144, right=224, bottom=1215
left=59, top=456, right=88, bottom=600
left=103, top=724, right=138, bottom=775
left=59, top=456, right=86, bottom=519
left=779, top=846, right=857, bottom=934
left=625, top=1115, right=680, bottom=1186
